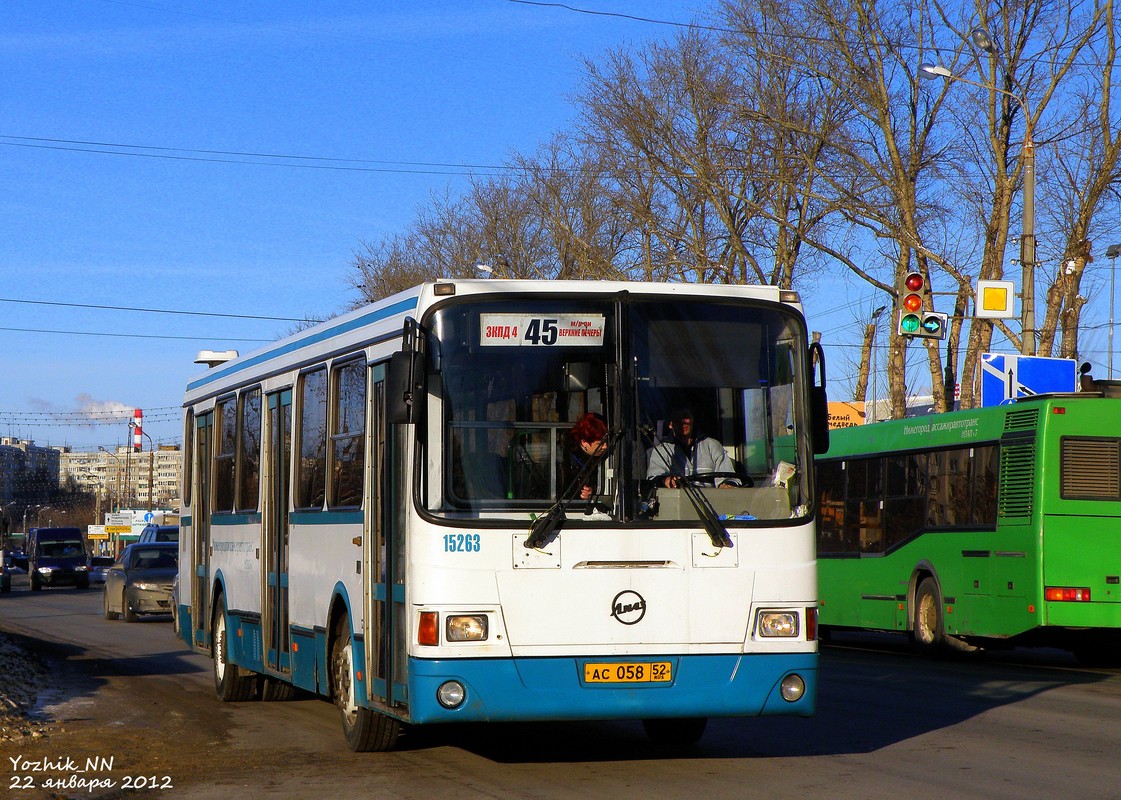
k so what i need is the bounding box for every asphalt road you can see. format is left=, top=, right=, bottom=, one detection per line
left=3, top=574, right=1121, bottom=800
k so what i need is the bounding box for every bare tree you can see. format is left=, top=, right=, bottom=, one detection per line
left=1036, top=5, right=1120, bottom=361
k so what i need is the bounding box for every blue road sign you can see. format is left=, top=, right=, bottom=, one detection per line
left=980, top=354, right=1076, bottom=406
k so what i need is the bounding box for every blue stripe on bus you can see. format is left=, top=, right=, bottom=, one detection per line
left=289, top=510, right=365, bottom=525
left=404, top=653, right=817, bottom=724
left=185, top=296, right=419, bottom=393
left=211, top=513, right=263, bottom=526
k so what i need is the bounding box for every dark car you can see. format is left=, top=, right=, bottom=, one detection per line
left=137, top=524, right=178, bottom=544
left=88, top=556, right=115, bottom=584
left=103, top=543, right=178, bottom=622
left=5, top=549, right=28, bottom=572
left=28, top=527, right=90, bottom=590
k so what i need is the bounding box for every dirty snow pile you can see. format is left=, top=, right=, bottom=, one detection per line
left=0, top=631, right=57, bottom=741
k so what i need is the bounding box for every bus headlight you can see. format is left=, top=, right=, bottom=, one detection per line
left=757, top=611, right=799, bottom=638
left=446, top=615, right=488, bottom=642
left=437, top=680, right=466, bottom=708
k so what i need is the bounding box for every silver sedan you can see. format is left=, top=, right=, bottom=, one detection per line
left=102, top=543, right=178, bottom=622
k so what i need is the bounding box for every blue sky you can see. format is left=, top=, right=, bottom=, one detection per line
left=5, top=1, right=1111, bottom=452
left=0, top=0, right=700, bottom=450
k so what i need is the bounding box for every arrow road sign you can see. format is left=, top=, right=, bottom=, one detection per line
left=980, top=354, right=1076, bottom=407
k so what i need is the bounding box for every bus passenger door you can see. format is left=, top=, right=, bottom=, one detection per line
left=264, top=390, right=292, bottom=673
left=193, top=411, right=213, bottom=648
left=364, top=364, right=407, bottom=711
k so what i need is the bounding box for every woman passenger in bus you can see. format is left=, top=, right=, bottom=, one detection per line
left=566, top=412, right=609, bottom=500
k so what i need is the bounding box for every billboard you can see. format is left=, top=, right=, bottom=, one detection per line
left=828, top=401, right=867, bottom=429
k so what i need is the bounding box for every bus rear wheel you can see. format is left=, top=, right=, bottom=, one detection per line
left=331, top=616, right=400, bottom=752
left=912, top=578, right=945, bottom=655
left=213, top=598, right=257, bottom=701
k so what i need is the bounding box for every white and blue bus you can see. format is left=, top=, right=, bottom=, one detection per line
left=175, top=279, right=830, bottom=751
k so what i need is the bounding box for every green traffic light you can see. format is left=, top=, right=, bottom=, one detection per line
left=921, top=316, right=943, bottom=335
left=900, top=313, right=920, bottom=334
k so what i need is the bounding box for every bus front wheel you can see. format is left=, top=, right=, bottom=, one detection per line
left=331, top=616, right=400, bottom=752
left=213, top=598, right=257, bottom=702
left=912, top=578, right=945, bottom=655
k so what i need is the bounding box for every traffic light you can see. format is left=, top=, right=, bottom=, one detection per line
left=896, top=271, right=947, bottom=340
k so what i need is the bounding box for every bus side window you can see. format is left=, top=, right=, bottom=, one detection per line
left=817, top=460, right=845, bottom=553
left=971, top=445, right=999, bottom=525
left=884, top=452, right=924, bottom=549
left=844, top=457, right=882, bottom=553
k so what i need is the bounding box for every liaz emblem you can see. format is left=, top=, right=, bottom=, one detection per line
left=610, top=590, right=646, bottom=625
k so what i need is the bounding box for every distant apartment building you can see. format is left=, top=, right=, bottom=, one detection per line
left=59, top=444, right=182, bottom=511
left=0, top=437, right=62, bottom=503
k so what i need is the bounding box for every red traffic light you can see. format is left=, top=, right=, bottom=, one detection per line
left=904, top=272, right=924, bottom=292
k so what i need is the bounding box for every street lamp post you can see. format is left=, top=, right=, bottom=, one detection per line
left=869, top=305, right=887, bottom=422
left=142, top=431, right=155, bottom=512
left=99, top=446, right=122, bottom=514
left=22, top=504, right=40, bottom=533
left=126, top=423, right=135, bottom=511
left=920, top=32, right=1037, bottom=356
left=1108, top=244, right=1121, bottom=379
left=83, top=472, right=104, bottom=524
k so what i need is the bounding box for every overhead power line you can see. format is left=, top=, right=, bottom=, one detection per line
left=0, top=296, right=310, bottom=323
left=0, top=326, right=271, bottom=343
left=0, top=135, right=509, bottom=177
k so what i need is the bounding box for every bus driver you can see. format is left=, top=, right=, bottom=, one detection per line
left=646, top=408, right=739, bottom=488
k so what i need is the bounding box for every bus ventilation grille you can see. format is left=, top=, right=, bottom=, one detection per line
left=1003, top=408, right=1039, bottom=432
left=1061, top=438, right=1121, bottom=499
left=998, top=443, right=1035, bottom=518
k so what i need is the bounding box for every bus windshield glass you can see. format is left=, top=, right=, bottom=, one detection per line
left=423, top=294, right=811, bottom=523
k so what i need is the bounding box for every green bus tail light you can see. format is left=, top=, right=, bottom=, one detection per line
left=1045, top=587, right=1091, bottom=602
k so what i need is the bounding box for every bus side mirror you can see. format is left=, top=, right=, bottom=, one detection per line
left=809, top=342, right=830, bottom=455
left=387, top=351, right=425, bottom=424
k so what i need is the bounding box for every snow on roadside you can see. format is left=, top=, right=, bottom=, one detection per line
left=0, top=631, right=60, bottom=742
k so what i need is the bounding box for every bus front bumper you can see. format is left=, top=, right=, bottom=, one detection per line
left=404, top=652, right=817, bottom=725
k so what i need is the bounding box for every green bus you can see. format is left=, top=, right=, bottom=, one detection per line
left=815, top=394, right=1121, bottom=662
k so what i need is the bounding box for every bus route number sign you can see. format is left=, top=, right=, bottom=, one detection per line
left=480, top=313, right=605, bottom=347
left=584, top=661, right=672, bottom=684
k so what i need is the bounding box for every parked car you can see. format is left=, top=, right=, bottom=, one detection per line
left=28, top=527, right=90, bottom=590
left=103, top=543, right=178, bottom=622
left=138, top=524, right=178, bottom=544
left=6, top=549, right=28, bottom=572
left=88, top=556, right=115, bottom=584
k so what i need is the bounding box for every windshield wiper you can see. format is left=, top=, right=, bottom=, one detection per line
left=677, top=475, right=734, bottom=549
left=524, top=427, right=623, bottom=550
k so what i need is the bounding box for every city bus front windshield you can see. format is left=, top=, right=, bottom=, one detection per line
left=422, top=295, right=811, bottom=525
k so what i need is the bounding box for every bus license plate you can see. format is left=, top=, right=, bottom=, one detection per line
left=584, top=662, right=672, bottom=684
